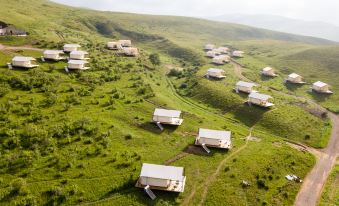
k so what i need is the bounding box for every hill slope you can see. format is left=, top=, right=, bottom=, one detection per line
left=0, top=0, right=335, bottom=205
left=208, top=14, right=339, bottom=42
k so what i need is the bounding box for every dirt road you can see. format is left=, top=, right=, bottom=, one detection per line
left=295, top=113, right=339, bottom=206
left=231, top=60, right=339, bottom=206
left=0, top=43, right=43, bottom=51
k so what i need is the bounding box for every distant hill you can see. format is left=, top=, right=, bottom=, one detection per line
left=207, top=14, right=339, bottom=42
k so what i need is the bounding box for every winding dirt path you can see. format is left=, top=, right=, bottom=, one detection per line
left=197, top=138, right=249, bottom=206
left=0, top=43, right=43, bottom=51
left=231, top=59, right=339, bottom=206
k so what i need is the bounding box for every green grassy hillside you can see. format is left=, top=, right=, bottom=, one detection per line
left=320, top=164, right=339, bottom=205
left=233, top=40, right=339, bottom=112
left=0, top=0, right=335, bottom=205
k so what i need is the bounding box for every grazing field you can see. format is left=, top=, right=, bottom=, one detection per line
left=319, top=164, right=339, bottom=206
left=0, top=0, right=336, bottom=205
left=234, top=40, right=339, bottom=113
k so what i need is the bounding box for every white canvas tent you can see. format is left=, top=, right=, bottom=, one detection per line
left=136, top=163, right=186, bottom=193
left=205, top=51, right=217, bottom=58
left=206, top=68, right=226, bottom=79
left=195, top=128, right=232, bottom=149
left=67, top=60, right=90, bottom=70
left=118, top=40, right=132, bottom=47
left=248, top=92, right=274, bottom=107
left=70, top=51, right=89, bottom=60
left=123, top=47, right=139, bottom=56
left=212, top=55, right=230, bottom=65
left=216, top=47, right=229, bottom=54
left=107, top=41, right=122, bottom=50
left=43, top=50, right=65, bottom=61
left=312, top=81, right=333, bottom=94
left=232, top=51, right=244, bottom=58
left=153, top=108, right=183, bottom=125
left=286, top=73, right=305, bottom=84
left=11, top=56, right=39, bottom=68
left=235, top=81, right=257, bottom=93
left=204, top=44, right=215, bottom=51
left=261, top=67, right=277, bottom=77
left=63, top=44, right=81, bottom=52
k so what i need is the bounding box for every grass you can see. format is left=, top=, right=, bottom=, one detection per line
left=0, top=0, right=336, bottom=205
left=233, top=40, right=339, bottom=113
left=319, top=163, right=339, bottom=206
left=202, top=133, right=315, bottom=206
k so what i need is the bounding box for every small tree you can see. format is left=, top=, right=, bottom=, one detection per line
left=149, top=53, right=161, bottom=66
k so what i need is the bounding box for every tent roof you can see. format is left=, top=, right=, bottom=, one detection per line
left=263, top=67, right=273, bottom=71
left=236, top=81, right=256, bottom=88
left=289, top=73, right=301, bottom=78
left=64, top=44, right=81, bottom=48
left=70, top=51, right=88, bottom=55
left=12, top=56, right=35, bottom=61
left=213, top=55, right=227, bottom=60
left=154, top=108, right=181, bottom=118
left=140, top=163, right=184, bottom=181
left=68, top=60, right=88, bottom=64
left=44, top=50, right=64, bottom=55
left=313, top=81, right=328, bottom=87
left=198, top=128, right=231, bottom=141
left=124, top=47, right=138, bottom=51
left=249, top=92, right=272, bottom=100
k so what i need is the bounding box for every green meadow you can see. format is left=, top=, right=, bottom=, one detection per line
left=0, top=0, right=336, bottom=205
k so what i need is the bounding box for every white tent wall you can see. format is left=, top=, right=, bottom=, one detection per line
left=140, top=177, right=170, bottom=188
left=237, top=85, right=252, bottom=93
left=153, top=116, right=173, bottom=123
left=198, top=137, right=224, bottom=146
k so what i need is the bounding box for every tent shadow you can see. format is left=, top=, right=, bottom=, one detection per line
left=139, top=122, right=179, bottom=134
left=260, top=75, right=275, bottom=81
left=308, top=90, right=331, bottom=102
left=184, top=144, right=229, bottom=157
left=100, top=180, right=180, bottom=206
left=284, top=82, right=304, bottom=92
left=184, top=145, right=211, bottom=156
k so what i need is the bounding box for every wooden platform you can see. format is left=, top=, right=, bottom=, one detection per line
left=153, top=119, right=183, bottom=126
left=195, top=139, right=231, bottom=149
left=135, top=177, right=186, bottom=193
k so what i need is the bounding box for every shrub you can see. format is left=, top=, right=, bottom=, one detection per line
left=124, top=134, right=132, bottom=140
left=149, top=53, right=161, bottom=66
left=10, top=178, right=27, bottom=195
left=168, top=69, right=182, bottom=77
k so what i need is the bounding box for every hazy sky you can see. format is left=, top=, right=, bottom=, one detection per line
left=52, top=0, right=339, bottom=26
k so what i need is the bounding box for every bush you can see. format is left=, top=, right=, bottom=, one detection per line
left=149, top=53, right=161, bottom=66
left=167, top=69, right=182, bottom=77
left=124, top=134, right=132, bottom=140
left=10, top=178, right=27, bottom=195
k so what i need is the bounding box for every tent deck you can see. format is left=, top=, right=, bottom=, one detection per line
left=195, top=139, right=231, bottom=149
left=135, top=177, right=186, bottom=193
left=153, top=118, right=183, bottom=126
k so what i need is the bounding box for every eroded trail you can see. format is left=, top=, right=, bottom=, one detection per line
left=197, top=138, right=249, bottom=206
left=231, top=60, right=339, bottom=206
left=0, top=43, right=43, bottom=51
